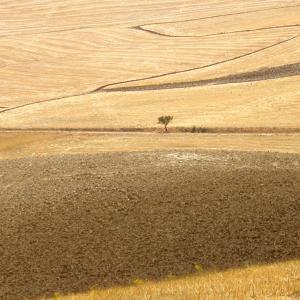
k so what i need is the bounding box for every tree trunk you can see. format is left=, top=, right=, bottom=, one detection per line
left=164, top=124, right=168, bottom=132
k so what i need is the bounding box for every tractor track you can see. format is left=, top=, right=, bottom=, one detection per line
left=95, top=34, right=300, bottom=92
left=134, top=24, right=300, bottom=38
left=102, top=62, right=300, bottom=92
left=1, top=3, right=300, bottom=39
left=1, top=5, right=300, bottom=114
left=1, top=33, right=299, bottom=114
left=136, top=3, right=300, bottom=27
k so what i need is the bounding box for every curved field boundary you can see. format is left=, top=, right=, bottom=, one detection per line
left=138, top=3, right=300, bottom=27
left=1, top=3, right=300, bottom=39
left=0, top=34, right=299, bottom=114
left=0, top=91, right=90, bottom=114
left=102, top=62, right=300, bottom=92
left=135, top=24, right=300, bottom=38
left=97, top=34, right=300, bottom=92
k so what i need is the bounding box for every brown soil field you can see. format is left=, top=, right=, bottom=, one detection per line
left=0, top=150, right=299, bottom=299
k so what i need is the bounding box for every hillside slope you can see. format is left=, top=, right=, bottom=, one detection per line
left=0, top=0, right=299, bottom=130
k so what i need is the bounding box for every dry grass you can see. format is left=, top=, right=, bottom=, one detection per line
left=144, top=6, right=300, bottom=37
left=114, top=33, right=300, bottom=90
left=0, top=0, right=299, bottom=128
left=0, top=76, right=299, bottom=129
left=44, top=260, right=300, bottom=300
left=0, top=131, right=300, bottom=160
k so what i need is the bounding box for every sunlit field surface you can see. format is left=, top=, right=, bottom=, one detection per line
left=1, top=1, right=300, bottom=300
left=0, top=132, right=300, bottom=160
left=45, top=260, right=300, bottom=300
left=0, top=0, right=299, bottom=130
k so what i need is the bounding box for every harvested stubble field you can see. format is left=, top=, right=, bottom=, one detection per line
left=0, top=131, right=300, bottom=160
left=0, top=0, right=299, bottom=130
left=0, top=150, right=300, bottom=300
left=45, top=260, right=300, bottom=300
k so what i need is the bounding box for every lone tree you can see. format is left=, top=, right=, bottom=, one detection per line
left=158, top=115, right=173, bottom=132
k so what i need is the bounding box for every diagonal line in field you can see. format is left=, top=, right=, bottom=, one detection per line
left=1, top=3, right=300, bottom=39
left=137, top=3, right=300, bottom=27
left=135, top=24, right=300, bottom=38
left=0, top=34, right=299, bottom=114
left=96, top=34, right=300, bottom=92
left=101, top=62, right=300, bottom=92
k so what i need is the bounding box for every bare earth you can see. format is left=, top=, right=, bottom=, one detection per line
left=0, top=150, right=299, bottom=299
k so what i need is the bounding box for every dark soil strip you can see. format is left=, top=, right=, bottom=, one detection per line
left=0, top=151, right=299, bottom=299
left=135, top=24, right=300, bottom=38
left=103, top=62, right=300, bottom=92
left=133, top=26, right=172, bottom=37
left=0, top=34, right=299, bottom=114
left=96, top=34, right=300, bottom=92
left=1, top=127, right=300, bottom=134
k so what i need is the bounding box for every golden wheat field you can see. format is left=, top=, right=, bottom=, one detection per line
left=45, top=260, right=300, bottom=300
left=0, top=0, right=299, bottom=129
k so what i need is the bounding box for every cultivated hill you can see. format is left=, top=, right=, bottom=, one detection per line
left=0, top=0, right=299, bottom=130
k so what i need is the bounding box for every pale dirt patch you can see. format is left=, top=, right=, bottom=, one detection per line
left=1, top=132, right=300, bottom=160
